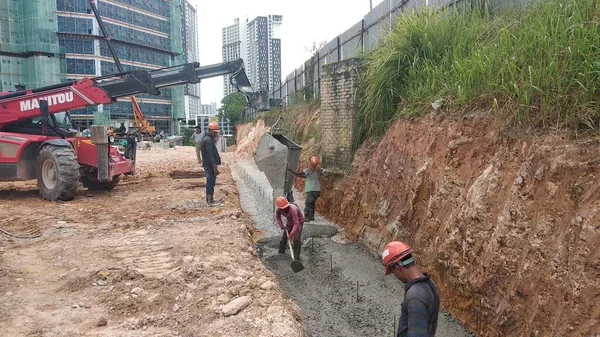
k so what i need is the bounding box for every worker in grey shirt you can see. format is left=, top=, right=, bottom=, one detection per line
left=288, top=155, right=322, bottom=221
left=190, top=126, right=203, bottom=164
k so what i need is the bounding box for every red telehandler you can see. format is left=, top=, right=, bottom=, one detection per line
left=0, top=59, right=269, bottom=201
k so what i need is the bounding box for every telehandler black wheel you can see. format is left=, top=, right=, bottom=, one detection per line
left=37, top=145, right=81, bottom=201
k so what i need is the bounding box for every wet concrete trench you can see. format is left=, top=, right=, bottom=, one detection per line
left=232, top=160, right=474, bottom=337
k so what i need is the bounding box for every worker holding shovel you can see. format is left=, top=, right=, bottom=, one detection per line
left=275, top=196, right=305, bottom=261
left=287, top=155, right=322, bottom=222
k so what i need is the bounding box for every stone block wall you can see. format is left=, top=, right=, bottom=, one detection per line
left=320, top=58, right=362, bottom=171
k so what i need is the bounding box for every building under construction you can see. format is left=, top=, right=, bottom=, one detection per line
left=0, top=0, right=189, bottom=134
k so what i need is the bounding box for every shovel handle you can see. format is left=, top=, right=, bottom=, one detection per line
left=285, top=229, right=296, bottom=260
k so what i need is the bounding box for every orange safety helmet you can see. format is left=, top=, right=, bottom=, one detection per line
left=382, top=241, right=414, bottom=275
left=309, top=156, right=319, bottom=167
left=275, top=196, right=290, bottom=209
left=208, top=121, right=220, bottom=132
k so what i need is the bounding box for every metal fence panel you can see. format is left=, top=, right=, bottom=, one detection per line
left=363, top=24, right=380, bottom=52
left=261, top=0, right=484, bottom=112
left=340, top=20, right=363, bottom=43
left=322, top=38, right=339, bottom=64
left=341, top=35, right=361, bottom=59
left=364, top=0, right=390, bottom=26
left=340, top=20, right=363, bottom=59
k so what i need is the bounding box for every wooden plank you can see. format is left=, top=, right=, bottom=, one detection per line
left=169, top=170, right=206, bottom=179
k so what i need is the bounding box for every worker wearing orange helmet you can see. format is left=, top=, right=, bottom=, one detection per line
left=274, top=196, right=304, bottom=258
left=200, top=121, right=222, bottom=206
left=287, top=155, right=322, bottom=222
left=382, top=241, right=439, bottom=337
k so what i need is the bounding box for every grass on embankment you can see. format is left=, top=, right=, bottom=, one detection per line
left=258, top=100, right=322, bottom=146
left=354, top=0, right=600, bottom=149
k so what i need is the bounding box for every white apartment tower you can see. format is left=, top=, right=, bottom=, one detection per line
left=267, top=15, right=282, bottom=91
left=222, top=15, right=281, bottom=95
left=222, top=18, right=247, bottom=96
left=182, top=0, right=201, bottom=121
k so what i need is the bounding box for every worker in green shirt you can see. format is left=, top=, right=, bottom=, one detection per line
left=288, top=155, right=322, bottom=222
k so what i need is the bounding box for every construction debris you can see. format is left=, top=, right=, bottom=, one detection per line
left=222, top=296, right=253, bottom=317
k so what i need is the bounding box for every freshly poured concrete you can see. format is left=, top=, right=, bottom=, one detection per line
left=232, top=159, right=473, bottom=337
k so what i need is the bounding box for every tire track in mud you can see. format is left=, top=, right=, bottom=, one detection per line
left=233, top=159, right=474, bottom=337
left=0, top=218, right=42, bottom=240
left=107, top=229, right=178, bottom=279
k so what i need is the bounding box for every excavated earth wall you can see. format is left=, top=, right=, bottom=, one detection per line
left=318, top=113, right=600, bottom=337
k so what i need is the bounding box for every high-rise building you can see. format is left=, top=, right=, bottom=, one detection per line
left=0, top=1, right=64, bottom=94
left=201, top=102, right=218, bottom=116
left=246, top=15, right=282, bottom=91
left=222, top=18, right=247, bottom=97
left=196, top=115, right=232, bottom=137
left=267, top=15, right=283, bottom=91
left=222, top=15, right=281, bottom=95
left=246, top=17, right=268, bottom=91
left=182, top=0, right=201, bottom=122
left=0, top=0, right=186, bottom=134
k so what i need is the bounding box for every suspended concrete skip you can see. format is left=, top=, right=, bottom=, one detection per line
left=254, top=132, right=302, bottom=204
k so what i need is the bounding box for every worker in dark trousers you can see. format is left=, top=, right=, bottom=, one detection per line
left=382, top=241, right=440, bottom=337
left=287, top=155, right=321, bottom=222
left=200, top=121, right=221, bottom=206
left=275, top=196, right=304, bottom=259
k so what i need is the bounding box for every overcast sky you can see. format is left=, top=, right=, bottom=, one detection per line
left=191, top=0, right=383, bottom=106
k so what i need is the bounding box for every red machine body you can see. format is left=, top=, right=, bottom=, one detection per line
left=0, top=59, right=267, bottom=201
left=0, top=78, right=132, bottom=192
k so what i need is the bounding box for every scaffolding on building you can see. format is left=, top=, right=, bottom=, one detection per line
left=0, top=0, right=65, bottom=92
left=0, top=0, right=185, bottom=134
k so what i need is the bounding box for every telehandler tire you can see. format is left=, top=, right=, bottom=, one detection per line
left=37, top=145, right=81, bottom=201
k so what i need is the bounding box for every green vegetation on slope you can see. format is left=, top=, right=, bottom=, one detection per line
left=257, top=100, right=322, bottom=146
left=354, top=0, right=600, bottom=149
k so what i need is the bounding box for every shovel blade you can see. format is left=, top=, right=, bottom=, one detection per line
left=291, top=260, right=304, bottom=273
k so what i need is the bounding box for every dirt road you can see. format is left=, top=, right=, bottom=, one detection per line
left=0, top=147, right=303, bottom=337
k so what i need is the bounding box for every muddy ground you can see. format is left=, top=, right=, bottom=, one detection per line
left=0, top=147, right=303, bottom=337
left=231, top=158, right=473, bottom=337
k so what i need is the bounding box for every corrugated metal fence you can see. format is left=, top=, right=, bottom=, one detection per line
left=240, top=0, right=528, bottom=120
left=267, top=0, right=528, bottom=106
left=267, top=0, right=457, bottom=105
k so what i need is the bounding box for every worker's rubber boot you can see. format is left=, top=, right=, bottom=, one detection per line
left=206, top=194, right=213, bottom=207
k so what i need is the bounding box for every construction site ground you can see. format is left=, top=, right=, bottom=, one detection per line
left=0, top=144, right=473, bottom=337
left=0, top=147, right=303, bottom=337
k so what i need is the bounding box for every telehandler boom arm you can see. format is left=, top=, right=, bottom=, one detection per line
left=0, top=59, right=264, bottom=126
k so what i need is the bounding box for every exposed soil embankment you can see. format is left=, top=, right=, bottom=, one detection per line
left=319, top=113, right=600, bottom=337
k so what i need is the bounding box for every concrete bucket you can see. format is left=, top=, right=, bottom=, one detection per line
left=254, top=133, right=302, bottom=203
